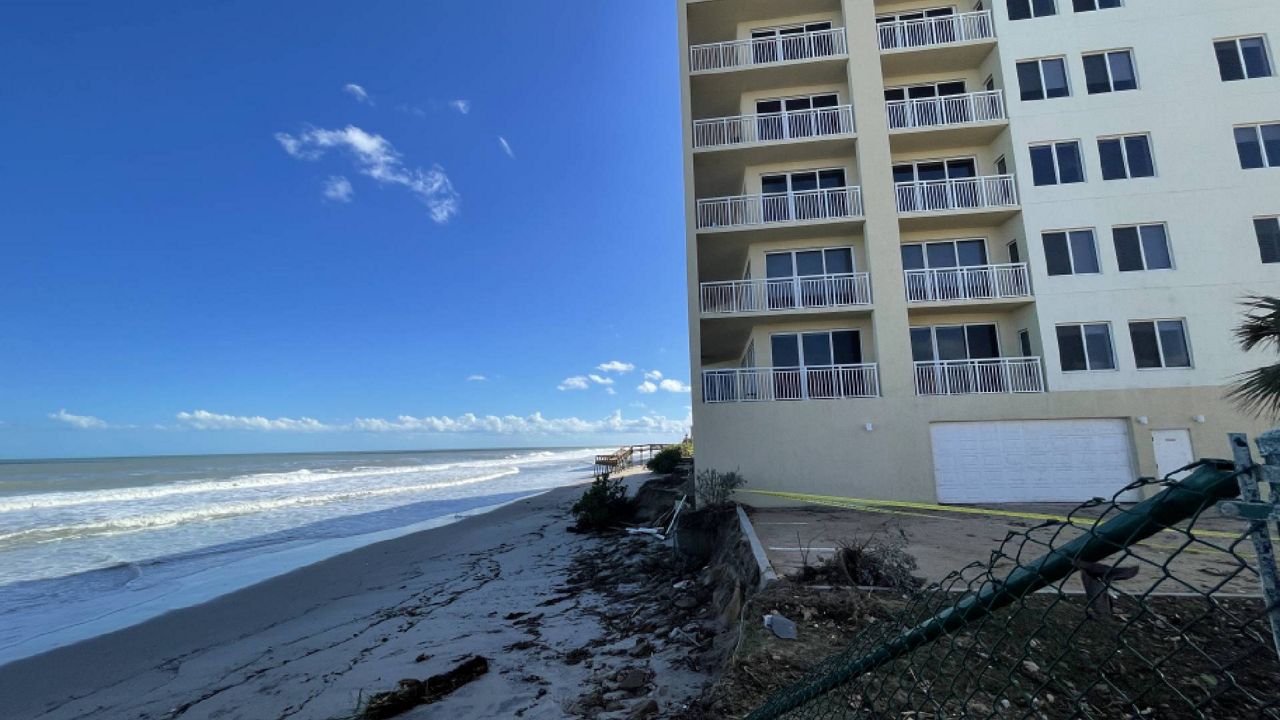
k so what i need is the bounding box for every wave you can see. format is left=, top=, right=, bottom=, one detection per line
left=0, top=469, right=520, bottom=549
left=0, top=447, right=603, bottom=514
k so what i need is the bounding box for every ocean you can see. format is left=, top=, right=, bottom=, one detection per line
left=0, top=447, right=607, bottom=665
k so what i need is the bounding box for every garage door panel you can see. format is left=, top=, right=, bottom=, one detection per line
left=932, top=420, right=1138, bottom=504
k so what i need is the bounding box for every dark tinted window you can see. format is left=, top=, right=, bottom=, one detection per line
left=1113, top=226, right=1144, bottom=271
left=1129, top=322, right=1161, bottom=368
left=1109, top=52, right=1137, bottom=90
left=910, top=328, right=935, bottom=362
left=1017, top=61, right=1045, bottom=101
left=1139, top=225, right=1172, bottom=269
left=1241, top=38, right=1273, bottom=78
left=1099, top=139, right=1126, bottom=180
left=1158, top=321, right=1192, bottom=367
left=1030, top=145, right=1057, bottom=185
left=966, top=325, right=1000, bottom=359
left=1056, top=142, right=1084, bottom=183
left=1125, top=135, right=1155, bottom=177
left=1083, top=54, right=1111, bottom=94
left=1069, top=230, right=1100, bottom=273
left=1043, top=232, right=1073, bottom=275
left=1237, top=127, right=1265, bottom=169
left=1256, top=217, right=1280, bottom=264
left=771, top=335, right=800, bottom=367
left=1043, top=59, right=1070, bottom=98
left=1084, top=324, right=1116, bottom=370
left=901, top=244, right=926, bottom=270
left=832, top=331, right=861, bottom=364
left=1056, top=326, right=1088, bottom=371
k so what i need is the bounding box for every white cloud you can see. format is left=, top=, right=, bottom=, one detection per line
left=466, top=374, right=487, bottom=382
left=597, top=361, right=635, bottom=374
left=351, top=410, right=688, bottom=436
left=322, top=175, right=354, bottom=202
left=49, top=409, right=109, bottom=430
left=343, top=83, right=372, bottom=105
left=275, top=125, right=460, bottom=223
left=176, top=410, right=333, bottom=433
left=659, top=378, right=692, bottom=393
left=636, top=381, right=657, bottom=394
left=449, top=99, right=471, bottom=115
left=606, top=387, right=617, bottom=395
left=498, top=136, right=515, bottom=159
left=587, top=374, right=614, bottom=386
left=643, top=369, right=663, bottom=381
left=558, top=376, right=590, bottom=391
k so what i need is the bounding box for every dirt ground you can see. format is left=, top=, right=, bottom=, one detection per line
left=747, top=503, right=1264, bottom=595
left=692, top=581, right=1279, bottom=719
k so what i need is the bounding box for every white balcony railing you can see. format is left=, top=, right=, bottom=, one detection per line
left=698, top=187, right=863, bottom=230
left=886, top=91, right=1006, bottom=131
left=877, top=11, right=995, bottom=52
left=895, top=175, right=1017, bottom=214
left=694, top=105, right=854, bottom=150
left=913, top=357, right=1045, bottom=396
left=703, top=365, right=881, bottom=403
left=701, top=273, right=872, bottom=314
left=904, top=263, right=1031, bottom=303
left=691, top=28, right=848, bottom=73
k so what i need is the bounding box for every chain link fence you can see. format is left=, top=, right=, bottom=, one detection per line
left=747, top=433, right=1280, bottom=720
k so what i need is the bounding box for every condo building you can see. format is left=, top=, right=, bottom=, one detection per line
left=678, top=0, right=1280, bottom=503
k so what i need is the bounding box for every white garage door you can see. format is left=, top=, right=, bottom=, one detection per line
left=931, top=420, right=1138, bottom=504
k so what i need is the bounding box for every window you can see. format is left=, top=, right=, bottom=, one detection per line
left=1129, top=320, right=1192, bottom=369
left=1236, top=124, right=1280, bottom=169
left=760, top=168, right=849, bottom=221
left=893, top=157, right=979, bottom=211
left=1098, top=134, right=1155, bottom=180
left=876, top=8, right=957, bottom=49
left=772, top=330, right=862, bottom=368
left=996, top=155, right=1008, bottom=175
left=1018, top=329, right=1033, bottom=357
left=884, top=81, right=970, bottom=127
left=1255, top=217, right=1280, bottom=264
left=755, top=93, right=842, bottom=140
left=765, top=247, right=857, bottom=308
left=1030, top=141, right=1085, bottom=185
left=1017, top=57, right=1070, bottom=100
left=1083, top=50, right=1137, bottom=93
left=1008, top=0, right=1056, bottom=21
left=1072, top=0, right=1120, bottom=11
left=1113, top=224, right=1172, bottom=271
left=1008, top=240, right=1021, bottom=264
left=911, top=324, right=1001, bottom=361
left=751, top=21, right=835, bottom=64
left=1056, top=323, right=1116, bottom=371
left=1215, top=37, right=1273, bottom=81
left=1043, top=229, right=1100, bottom=275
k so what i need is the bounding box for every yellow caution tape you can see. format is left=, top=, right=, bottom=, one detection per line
left=741, top=489, right=1249, bottom=541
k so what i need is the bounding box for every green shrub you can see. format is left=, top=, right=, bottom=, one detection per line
left=570, top=474, right=631, bottom=531
left=695, top=468, right=746, bottom=508
left=646, top=446, right=685, bottom=474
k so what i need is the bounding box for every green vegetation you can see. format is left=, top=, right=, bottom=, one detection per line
left=570, top=473, right=632, bottom=531
left=695, top=468, right=746, bottom=508
left=646, top=446, right=685, bottom=474
left=1229, top=295, right=1280, bottom=418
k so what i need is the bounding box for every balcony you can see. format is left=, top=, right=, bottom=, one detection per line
left=690, top=27, right=848, bottom=74
left=904, top=264, right=1031, bottom=306
left=894, top=175, right=1018, bottom=230
left=694, top=105, right=855, bottom=152
left=877, top=11, right=996, bottom=76
left=698, top=187, right=863, bottom=232
left=913, top=357, right=1045, bottom=396
left=703, top=365, right=881, bottom=403
left=700, top=273, right=872, bottom=315
left=885, top=91, right=1007, bottom=152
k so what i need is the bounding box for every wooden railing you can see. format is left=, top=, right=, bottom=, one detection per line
left=594, top=444, right=675, bottom=476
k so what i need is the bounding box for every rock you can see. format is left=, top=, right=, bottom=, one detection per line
left=617, top=668, right=649, bottom=691
left=1021, top=660, right=1042, bottom=678
left=763, top=613, right=798, bottom=640
left=627, top=698, right=660, bottom=719
left=629, top=639, right=654, bottom=657
left=673, top=595, right=698, bottom=610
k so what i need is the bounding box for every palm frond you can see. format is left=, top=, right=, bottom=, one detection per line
left=1235, top=295, right=1280, bottom=352
left=1227, top=364, right=1280, bottom=420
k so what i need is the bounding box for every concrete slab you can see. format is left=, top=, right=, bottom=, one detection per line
left=745, top=503, right=1266, bottom=596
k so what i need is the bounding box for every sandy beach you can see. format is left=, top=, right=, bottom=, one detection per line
left=0, top=474, right=718, bottom=720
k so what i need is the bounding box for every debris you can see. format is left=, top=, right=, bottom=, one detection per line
left=360, top=656, right=490, bottom=719
left=628, top=698, right=660, bottom=718
left=763, top=613, right=798, bottom=640
left=617, top=667, right=649, bottom=691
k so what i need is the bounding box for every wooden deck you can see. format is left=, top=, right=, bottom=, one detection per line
left=593, top=444, right=673, bottom=476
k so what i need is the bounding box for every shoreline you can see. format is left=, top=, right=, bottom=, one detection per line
left=0, top=480, right=618, bottom=719
left=0, top=487, right=567, bottom=667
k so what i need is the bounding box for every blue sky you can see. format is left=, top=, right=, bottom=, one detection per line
left=0, top=1, right=689, bottom=459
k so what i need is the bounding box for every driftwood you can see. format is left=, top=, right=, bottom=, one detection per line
left=361, top=655, right=490, bottom=719
left=1075, top=559, right=1140, bottom=619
